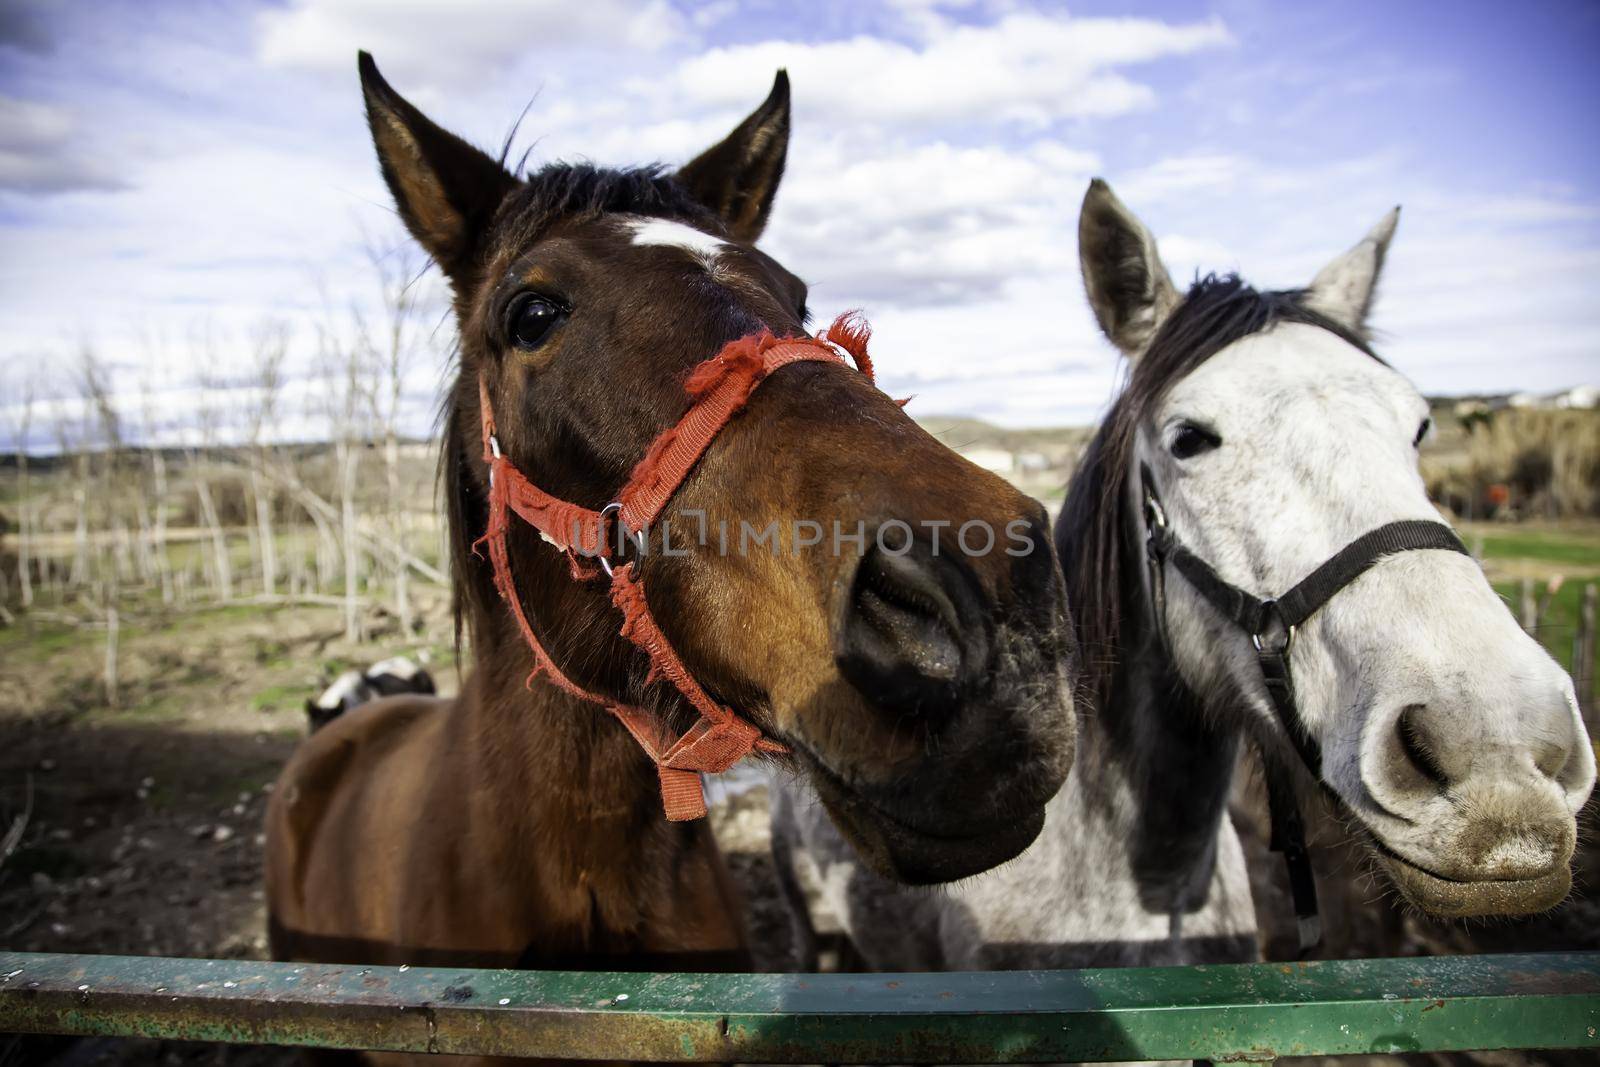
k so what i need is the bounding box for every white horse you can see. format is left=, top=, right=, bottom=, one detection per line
left=770, top=180, right=1597, bottom=971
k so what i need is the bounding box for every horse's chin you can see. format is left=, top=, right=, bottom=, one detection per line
left=798, top=751, right=1047, bottom=886
left=1366, top=840, right=1573, bottom=918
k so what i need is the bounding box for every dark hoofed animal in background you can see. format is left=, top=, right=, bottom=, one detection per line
left=304, top=656, right=436, bottom=733
left=263, top=52, right=1077, bottom=1056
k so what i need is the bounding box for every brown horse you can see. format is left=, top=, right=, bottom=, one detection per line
left=264, top=52, right=1077, bottom=1027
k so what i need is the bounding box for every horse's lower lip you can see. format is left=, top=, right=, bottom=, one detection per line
left=793, top=746, right=1045, bottom=885
left=1366, top=839, right=1571, bottom=918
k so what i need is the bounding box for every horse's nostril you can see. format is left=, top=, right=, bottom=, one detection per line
left=857, top=549, right=959, bottom=668
left=837, top=543, right=989, bottom=719
left=1531, top=729, right=1575, bottom=781
left=1396, top=705, right=1450, bottom=789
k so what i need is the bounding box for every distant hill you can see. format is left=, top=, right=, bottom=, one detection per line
left=914, top=415, right=1094, bottom=455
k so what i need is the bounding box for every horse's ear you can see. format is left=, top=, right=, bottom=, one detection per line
left=1078, top=179, right=1179, bottom=359
left=358, top=51, right=517, bottom=285
left=1303, top=207, right=1400, bottom=336
left=675, top=70, right=790, bottom=243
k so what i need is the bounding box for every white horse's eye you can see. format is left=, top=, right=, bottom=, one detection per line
left=1413, top=417, right=1432, bottom=447
left=1171, top=422, right=1222, bottom=460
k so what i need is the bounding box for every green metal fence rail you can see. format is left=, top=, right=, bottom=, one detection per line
left=2, top=951, right=1597, bottom=1062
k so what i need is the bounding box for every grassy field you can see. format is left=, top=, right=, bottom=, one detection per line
left=1459, top=521, right=1600, bottom=705
left=1471, top=526, right=1600, bottom=570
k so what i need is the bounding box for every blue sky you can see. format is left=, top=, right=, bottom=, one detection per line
left=1, top=0, right=1597, bottom=443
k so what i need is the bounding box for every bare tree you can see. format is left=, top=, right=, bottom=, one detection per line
left=357, top=231, right=430, bottom=635
left=76, top=343, right=129, bottom=582
left=3, top=366, right=38, bottom=608
left=315, top=314, right=372, bottom=643
left=135, top=357, right=174, bottom=605
left=247, top=320, right=289, bottom=598
left=188, top=327, right=234, bottom=602
left=75, top=344, right=125, bottom=705
left=51, top=383, right=91, bottom=593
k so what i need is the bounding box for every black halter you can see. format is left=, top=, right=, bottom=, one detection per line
left=1138, top=462, right=1470, bottom=952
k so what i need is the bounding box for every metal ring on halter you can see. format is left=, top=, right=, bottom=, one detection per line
left=1143, top=492, right=1167, bottom=532
left=598, top=502, right=623, bottom=578
left=1252, top=623, right=1297, bottom=655
left=487, top=435, right=501, bottom=487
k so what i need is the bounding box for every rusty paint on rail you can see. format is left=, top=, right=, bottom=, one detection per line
left=1, top=951, right=1598, bottom=1062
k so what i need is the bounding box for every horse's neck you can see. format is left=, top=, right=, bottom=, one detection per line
left=943, top=645, right=1255, bottom=970
left=1075, top=644, right=1243, bottom=916
left=458, top=541, right=663, bottom=852
left=463, top=653, right=661, bottom=831
left=454, top=656, right=686, bottom=937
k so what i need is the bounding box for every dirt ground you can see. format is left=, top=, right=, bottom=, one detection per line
left=0, top=598, right=1596, bottom=1066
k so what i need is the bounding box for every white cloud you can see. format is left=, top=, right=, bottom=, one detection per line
left=1117, top=153, right=1243, bottom=204
left=666, top=12, right=1232, bottom=126
left=0, top=95, right=126, bottom=194
left=257, top=0, right=687, bottom=89
left=763, top=137, right=1096, bottom=307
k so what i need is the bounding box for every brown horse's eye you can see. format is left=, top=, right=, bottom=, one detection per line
left=1171, top=422, right=1221, bottom=460
left=509, top=296, right=564, bottom=350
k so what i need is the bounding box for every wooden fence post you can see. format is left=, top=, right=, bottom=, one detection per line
left=104, top=604, right=119, bottom=708
left=1576, top=584, right=1596, bottom=733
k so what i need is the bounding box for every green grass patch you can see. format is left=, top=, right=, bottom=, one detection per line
left=1471, top=528, right=1600, bottom=570
left=0, top=617, right=93, bottom=661
left=1492, top=579, right=1596, bottom=703
left=253, top=638, right=291, bottom=667
left=200, top=601, right=283, bottom=624
left=102, top=691, right=187, bottom=724
left=251, top=682, right=304, bottom=714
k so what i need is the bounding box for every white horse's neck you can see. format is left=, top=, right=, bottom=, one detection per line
left=938, top=578, right=1258, bottom=971
left=1090, top=641, right=1241, bottom=910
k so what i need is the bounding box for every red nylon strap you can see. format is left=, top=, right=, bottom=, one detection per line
left=478, top=376, right=607, bottom=560
left=475, top=431, right=612, bottom=706
left=618, top=335, right=872, bottom=532
left=473, top=316, right=874, bottom=821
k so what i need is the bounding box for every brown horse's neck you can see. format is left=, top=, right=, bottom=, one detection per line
left=461, top=645, right=664, bottom=848
left=448, top=650, right=750, bottom=967
left=441, top=423, right=752, bottom=960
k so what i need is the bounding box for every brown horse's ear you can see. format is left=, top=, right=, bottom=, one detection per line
left=358, top=51, right=517, bottom=284
left=1079, top=178, right=1178, bottom=360
left=675, top=70, right=790, bottom=243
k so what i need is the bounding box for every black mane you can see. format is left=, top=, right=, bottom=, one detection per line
left=1055, top=273, right=1380, bottom=709
left=495, top=163, right=722, bottom=250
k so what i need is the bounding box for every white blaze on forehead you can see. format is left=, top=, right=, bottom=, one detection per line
left=624, top=217, right=728, bottom=267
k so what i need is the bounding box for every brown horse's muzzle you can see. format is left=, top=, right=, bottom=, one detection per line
left=640, top=328, right=1078, bottom=884
left=804, top=507, right=1076, bottom=883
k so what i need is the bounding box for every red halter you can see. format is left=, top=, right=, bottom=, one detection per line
left=473, top=315, right=875, bottom=821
